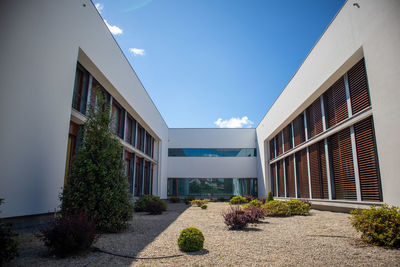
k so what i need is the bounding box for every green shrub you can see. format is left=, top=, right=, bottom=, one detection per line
left=350, top=205, right=400, bottom=247
left=190, top=199, right=209, bottom=207
left=178, top=227, right=204, bottom=252
left=184, top=196, right=196, bottom=205
left=0, top=199, right=19, bottom=265
left=60, top=92, right=133, bottom=232
left=286, top=199, right=310, bottom=215
left=262, top=200, right=291, bottom=217
left=146, top=200, right=166, bottom=215
left=229, top=195, right=248, bottom=205
left=266, top=191, right=274, bottom=202
left=169, top=196, right=180, bottom=203
left=134, top=195, right=167, bottom=213
left=201, top=204, right=207, bottom=209
left=249, top=199, right=263, bottom=207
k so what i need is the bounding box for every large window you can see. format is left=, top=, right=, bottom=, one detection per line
left=72, top=63, right=89, bottom=113
left=168, top=148, right=256, bottom=157
left=167, top=178, right=257, bottom=197
left=111, top=100, right=125, bottom=138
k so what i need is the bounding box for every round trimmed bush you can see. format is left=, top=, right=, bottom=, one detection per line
left=262, top=200, right=291, bottom=217
left=177, top=227, right=204, bottom=252
left=201, top=204, right=207, bottom=209
left=229, top=195, right=247, bottom=205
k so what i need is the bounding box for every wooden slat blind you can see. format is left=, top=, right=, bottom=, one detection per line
left=306, top=98, right=323, bottom=138
left=309, top=141, right=328, bottom=199
left=293, top=114, right=305, bottom=147
left=285, top=156, right=296, bottom=197
left=269, top=139, right=275, bottom=160
left=277, top=160, right=285, bottom=197
left=348, top=58, right=371, bottom=114
left=325, top=77, right=348, bottom=128
left=277, top=133, right=283, bottom=156
left=354, top=117, right=382, bottom=201
left=329, top=128, right=357, bottom=200
left=283, top=124, right=293, bottom=152
left=270, top=163, right=276, bottom=196
left=295, top=149, right=309, bottom=198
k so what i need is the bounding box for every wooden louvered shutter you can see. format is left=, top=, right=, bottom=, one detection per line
left=283, top=124, right=293, bottom=152
left=306, top=98, right=323, bottom=138
left=293, top=114, right=305, bottom=147
left=270, top=163, right=276, bottom=196
left=277, top=160, right=285, bottom=197
left=325, top=77, right=348, bottom=128
left=269, top=139, right=275, bottom=159
left=354, top=117, right=382, bottom=201
left=285, top=156, right=295, bottom=197
left=329, top=128, right=357, bottom=200
left=309, top=141, right=328, bottom=199
left=348, top=58, right=371, bottom=114
left=295, top=148, right=309, bottom=198
left=277, top=133, right=283, bottom=156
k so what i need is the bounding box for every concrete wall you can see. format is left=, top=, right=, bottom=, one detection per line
left=168, top=129, right=257, bottom=179
left=0, top=0, right=168, bottom=218
left=256, top=0, right=400, bottom=205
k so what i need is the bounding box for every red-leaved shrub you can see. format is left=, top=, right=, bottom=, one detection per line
left=244, top=195, right=254, bottom=202
left=222, top=206, right=251, bottom=230
left=244, top=206, right=266, bottom=223
left=39, top=214, right=99, bottom=257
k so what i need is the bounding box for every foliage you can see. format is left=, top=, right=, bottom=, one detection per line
left=298, top=198, right=311, bottom=206
left=244, top=206, right=266, bottom=223
left=262, top=200, right=291, bottom=217
left=0, top=199, right=19, bottom=265
left=229, top=195, right=248, bottom=205
left=266, top=191, right=274, bottom=202
left=201, top=204, right=207, bottom=209
left=350, top=205, right=400, bottom=247
left=190, top=199, right=209, bottom=207
left=38, top=214, right=99, bottom=258
left=146, top=200, right=166, bottom=215
left=258, top=196, right=267, bottom=204
left=60, top=93, right=133, bottom=232
left=177, top=227, right=205, bottom=252
left=134, top=194, right=167, bottom=213
left=249, top=199, right=263, bottom=207
left=222, top=206, right=251, bottom=230
left=244, top=195, right=254, bottom=202
left=286, top=199, right=310, bottom=215
left=168, top=196, right=180, bottom=203
left=184, top=196, right=196, bottom=205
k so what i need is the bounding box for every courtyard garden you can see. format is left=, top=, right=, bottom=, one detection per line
left=6, top=201, right=400, bottom=266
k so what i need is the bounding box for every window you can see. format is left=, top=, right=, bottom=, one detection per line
left=72, top=63, right=89, bottom=113
left=111, top=101, right=124, bottom=138
left=167, top=178, right=257, bottom=197
left=125, top=115, right=136, bottom=146
left=306, top=98, right=323, bottom=138
left=348, top=58, right=371, bottom=115
left=168, top=148, right=257, bottom=157
left=293, top=113, right=305, bottom=147
left=309, top=140, right=329, bottom=199
left=137, top=125, right=145, bottom=152
left=324, top=77, right=348, bottom=128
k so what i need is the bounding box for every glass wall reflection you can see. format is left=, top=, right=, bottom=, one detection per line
left=168, top=148, right=256, bottom=157
left=167, top=178, right=257, bottom=197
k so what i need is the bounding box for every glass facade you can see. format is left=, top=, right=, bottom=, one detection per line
left=168, top=148, right=256, bottom=157
left=167, top=178, right=257, bottom=197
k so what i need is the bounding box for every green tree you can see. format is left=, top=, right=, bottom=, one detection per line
left=61, top=92, right=133, bottom=232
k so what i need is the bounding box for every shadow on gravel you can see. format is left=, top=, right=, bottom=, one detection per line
left=184, top=248, right=209, bottom=256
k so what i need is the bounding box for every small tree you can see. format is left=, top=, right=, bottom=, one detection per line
left=61, top=92, right=133, bottom=232
left=266, top=190, right=274, bottom=202
left=0, top=199, right=19, bottom=265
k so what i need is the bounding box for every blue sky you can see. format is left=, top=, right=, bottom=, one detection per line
left=94, top=0, right=345, bottom=128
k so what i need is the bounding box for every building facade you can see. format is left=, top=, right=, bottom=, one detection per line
left=0, top=0, right=399, bottom=218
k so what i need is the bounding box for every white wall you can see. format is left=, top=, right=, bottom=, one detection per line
left=168, top=128, right=257, bottom=179
left=0, top=0, right=168, bottom=217
left=256, top=0, right=400, bottom=205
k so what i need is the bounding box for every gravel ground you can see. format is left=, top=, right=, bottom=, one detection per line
left=8, top=202, right=400, bottom=266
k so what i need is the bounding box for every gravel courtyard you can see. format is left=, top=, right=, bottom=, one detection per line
left=10, top=202, right=400, bottom=266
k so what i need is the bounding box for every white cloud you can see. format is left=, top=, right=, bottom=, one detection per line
left=214, top=116, right=254, bottom=128
left=95, top=3, right=104, bottom=13
left=129, top=48, right=146, bottom=56
left=104, top=19, right=123, bottom=35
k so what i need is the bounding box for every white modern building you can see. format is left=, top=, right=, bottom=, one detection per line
left=0, top=0, right=399, bottom=218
